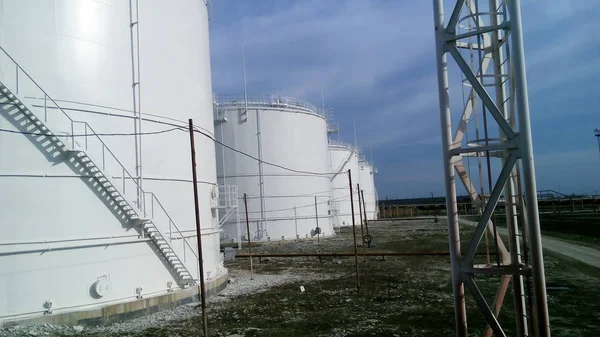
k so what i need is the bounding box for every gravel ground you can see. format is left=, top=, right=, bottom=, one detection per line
left=0, top=269, right=338, bottom=337
left=3, top=220, right=598, bottom=336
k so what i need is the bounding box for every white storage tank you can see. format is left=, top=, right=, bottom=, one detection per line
left=215, top=95, right=332, bottom=241
left=359, top=160, right=378, bottom=220
left=328, top=141, right=361, bottom=227
left=0, top=0, right=225, bottom=325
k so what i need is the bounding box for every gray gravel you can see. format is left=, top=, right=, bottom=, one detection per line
left=0, top=269, right=336, bottom=337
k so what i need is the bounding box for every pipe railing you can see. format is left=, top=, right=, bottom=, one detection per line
left=0, top=46, right=198, bottom=268
left=217, top=184, right=238, bottom=208
left=215, top=94, right=324, bottom=116
left=328, top=139, right=356, bottom=150
left=144, top=192, right=199, bottom=261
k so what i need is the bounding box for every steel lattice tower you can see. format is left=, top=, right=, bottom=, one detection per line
left=433, top=1, right=550, bottom=336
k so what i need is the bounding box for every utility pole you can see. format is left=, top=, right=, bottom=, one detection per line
left=348, top=169, right=360, bottom=295
left=188, top=119, right=208, bottom=337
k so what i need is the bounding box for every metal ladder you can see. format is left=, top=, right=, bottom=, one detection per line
left=0, top=79, right=195, bottom=286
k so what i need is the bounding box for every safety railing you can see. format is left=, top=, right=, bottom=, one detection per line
left=0, top=46, right=197, bottom=264
left=215, top=94, right=325, bottom=117
left=143, top=192, right=199, bottom=261
left=328, top=139, right=356, bottom=150
left=217, top=184, right=238, bottom=208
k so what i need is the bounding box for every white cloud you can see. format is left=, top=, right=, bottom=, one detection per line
left=210, top=0, right=434, bottom=99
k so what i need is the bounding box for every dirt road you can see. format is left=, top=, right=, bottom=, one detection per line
left=458, top=218, right=600, bottom=269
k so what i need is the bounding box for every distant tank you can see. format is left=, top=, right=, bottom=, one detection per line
left=328, top=141, right=361, bottom=227
left=359, top=160, right=378, bottom=220
left=214, top=95, right=333, bottom=241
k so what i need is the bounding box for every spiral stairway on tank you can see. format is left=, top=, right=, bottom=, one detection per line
left=0, top=80, right=196, bottom=287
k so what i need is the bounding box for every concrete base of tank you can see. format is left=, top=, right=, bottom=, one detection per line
left=1, top=270, right=228, bottom=327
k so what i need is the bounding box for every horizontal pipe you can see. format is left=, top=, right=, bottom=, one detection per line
left=0, top=239, right=151, bottom=257
left=369, top=217, right=439, bottom=221
left=0, top=234, right=140, bottom=246
left=235, top=252, right=450, bottom=257
left=0, top=173, right=215, bottom=186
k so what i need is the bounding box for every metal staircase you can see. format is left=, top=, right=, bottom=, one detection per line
left=0, top=48, right=196, bottom=286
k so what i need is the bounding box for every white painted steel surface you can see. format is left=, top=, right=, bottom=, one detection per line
left=0, top=0, right=223, bottom=322
left=215, top=96, right=332, bottom=241
left=328, top=143, right=360, bottom=227
left=358, top=161, right=377, bottom=220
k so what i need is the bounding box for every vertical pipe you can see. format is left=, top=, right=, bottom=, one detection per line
left=188, top=119, right=208, bottom=337
left=314, top=196, right=320, bottom=242
left=44, top=95, right=47, bottom=122
left=243, top=193, right=253, bottom=280
left=348, top=169, right=360, bottom=295
left=488, top=0, right=528, bottom=333
left=294, top=206, right=299, bottom=239
left=135, top=0, right=143, bottom=200
left=508, top=1, right=550, bottom=335
left=433, top=1, right=467, bottom=336
left=128, top=0, right=142, bottom=196
left=242, top=45, right=266, bottom=238
left=236, top=204, right=242, bottom=250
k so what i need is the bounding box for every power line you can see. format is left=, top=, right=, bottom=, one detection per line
left=192, top=127, right=333, bottom=177
left=0, top=126, right=335, bottom=177
left=242, top=193, right=354, bottom=214
left=0, top=127, right=182, bottom=137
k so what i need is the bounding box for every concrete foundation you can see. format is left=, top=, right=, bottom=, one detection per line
left=2, top=271, right=228, bottom=327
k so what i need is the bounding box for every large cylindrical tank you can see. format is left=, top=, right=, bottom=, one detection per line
left=215, top=95, right=332, bottom=241
left=328, top=142, right=361, bottom=227
left=359, top=160, right=377, bottom=220
left=0, top=0, right=224, bottom=324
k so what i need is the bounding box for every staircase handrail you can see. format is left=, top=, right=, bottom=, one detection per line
left=0, top=46, right=198, bottom=264
left=144, top=192, right=199, bottom=260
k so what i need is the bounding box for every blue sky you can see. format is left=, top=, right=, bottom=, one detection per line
left=208, top=0, right=600, bottom=199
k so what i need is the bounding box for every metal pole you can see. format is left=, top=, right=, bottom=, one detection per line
left=357, top=184, right=365, bottom=242
left=314, top=196, right=320, bottom=242
left=433, top=1, right=467, bottom=336
left=430, top=192, right=438, bottom=221
left=488, top=1, right=528, bottom=333
left=243, top=193, right=253, bottom=280
left=294, top=206, right=299, bottom=240
left=361, top=190, right=370, bottom=242
left=508, top=1, right=550, bottom=335
left=188, top=119, right=208, bottom=337
left=348, top=169, right=360, bottom=295
left=595, top=129, right=600, bottom=158
left=236, top=204, right=242, bottom=250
